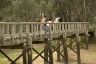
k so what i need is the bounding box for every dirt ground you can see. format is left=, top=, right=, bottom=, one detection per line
left=0, top=43, right=96, bottom=64
left=33, top=44, right=96, bottom=64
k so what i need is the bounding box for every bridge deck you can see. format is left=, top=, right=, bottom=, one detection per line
left=0, top=22, right=94, bottom=46
left=0, top=22, right=95, bottom=64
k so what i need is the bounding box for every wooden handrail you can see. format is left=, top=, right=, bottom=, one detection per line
left=0, top=22, right=93, bottom=35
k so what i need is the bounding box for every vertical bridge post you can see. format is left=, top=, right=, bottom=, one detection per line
left=26, top=23, right=32, bottom=64
left=76, top=34, right=81, bottom=64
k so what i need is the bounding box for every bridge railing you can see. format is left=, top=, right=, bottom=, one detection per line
left=0, top=22, right=90, bottom=35
left=50, top=22, right=89, bottom=34
left=0, top=22, right=92, bottom=45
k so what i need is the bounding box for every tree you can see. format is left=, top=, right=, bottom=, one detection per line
left=0, top=0, right=96, bottom=22
left=0, top=0, right=11, bottom=21
left=0, top=0, right=11, bottom=9
left=54, top=0, right=96, bottom=22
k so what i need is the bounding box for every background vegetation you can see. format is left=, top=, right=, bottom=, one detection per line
left=0, top=0, right=96, bottom=22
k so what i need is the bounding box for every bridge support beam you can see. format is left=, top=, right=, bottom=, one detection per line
left=44, top=38, right=53, bottom=64
left=76, top=34, right=81, bottom=64
left=44, top=39, right=48, bottom=64
left=57, top=41, right=61, bottom=62
left=23, top=47, right=27, bottom=64
left=85, top=32, right=89, bottom=50
left=48, top=42, right=53, bottom=64
left=61, top=38, right=68, bottom=64
left=76, top=42, right=81, bottom=64
left=26, top=36, right=32, bottom=64
left=27, top=47, right=32, bottom=64
left=63, top=46, right=68, bottom=64
left=23, top=43, right=28, bottom=64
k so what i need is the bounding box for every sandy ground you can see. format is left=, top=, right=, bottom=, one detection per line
left=33, top=44, right=96, bottom=64
left=0, top=44, right=96, bottom=64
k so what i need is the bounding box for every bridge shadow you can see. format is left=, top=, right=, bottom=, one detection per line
left=88, top=31, right=96, bottom=44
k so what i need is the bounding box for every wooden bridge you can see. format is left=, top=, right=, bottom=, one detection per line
left=0, top=22, right=95, bottom=64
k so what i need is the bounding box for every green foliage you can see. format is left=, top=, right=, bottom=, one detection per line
left=0, top=0, right=96, bottom=22
left=0, top=0, right=11, bottom=9
left=0, top=0, right=54, bottom=22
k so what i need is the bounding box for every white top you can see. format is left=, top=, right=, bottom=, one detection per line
left=54, top=17, right=60, bottom=23
left=47, top=21, right=52, bottom=26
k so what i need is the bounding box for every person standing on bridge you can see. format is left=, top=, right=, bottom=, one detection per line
left=41, top=14, right=47, bottom=31
left=46, top=18, right=53, bottom=32
left=47, top=18, right=52, bottom=26
left=54, top=17, right=60, bottom=23
left=54, top=17, right=63, bottom=30
left=41, top=13, right=53, bottom=32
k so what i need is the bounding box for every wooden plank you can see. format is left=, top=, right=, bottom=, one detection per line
left=20, top=24, right=23, bottom=33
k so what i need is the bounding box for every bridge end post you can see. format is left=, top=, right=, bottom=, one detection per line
left=85, top=31, right=90, bottom=50
left=57, top=40, right=61, bottom=62
left=44, top=38, right=49, bottom=64
left=61, top=36, right=68, bottom=64
left=26, top=36, right=32, bottom=64
left=23, top=43, right=28, bottom=64
left=76, top=34, right=81, bottom=64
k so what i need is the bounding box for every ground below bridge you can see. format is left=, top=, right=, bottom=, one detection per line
left=0, top=42, right=96, bottom=64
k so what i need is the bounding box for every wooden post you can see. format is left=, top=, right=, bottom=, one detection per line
left=27, top=47, right=32, bottom=64
left=85, top=37, right=89, bottom=50
left=12, top=24, right=16, bottom=34
left=76, top=34, right=81, bottom=64
left=57, top=41, right=61, bottom=62
left=6, top=24, right=10, bottom=34
left=48, top=43, right=53, bottom=64
left=64, top=45, right=68, bottom=64
left=27, top=36, right=32, bottom=64
left=26, top=24, right=30, bottom=33
left=44, top=23, right=53, bottom=64
left=85, top=31, right=89, bottom=50
left=44, top=39, right=48, bottom=64
left=1, top=24, right=5, bottom=45
left=23, top=43, right=28, bottom=64
left=0, top=24, right=2, bottom=45
left=76, top=42, right=81, bottom=64
left=48, top=38, right=53, bottom=64
left=61, top=37, right=68, bottom=64
left=48, top=24, right=53, bottom=64
left=44, top=24, right=49, bottom=64
left=20, top=24, right=23, bottom=33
